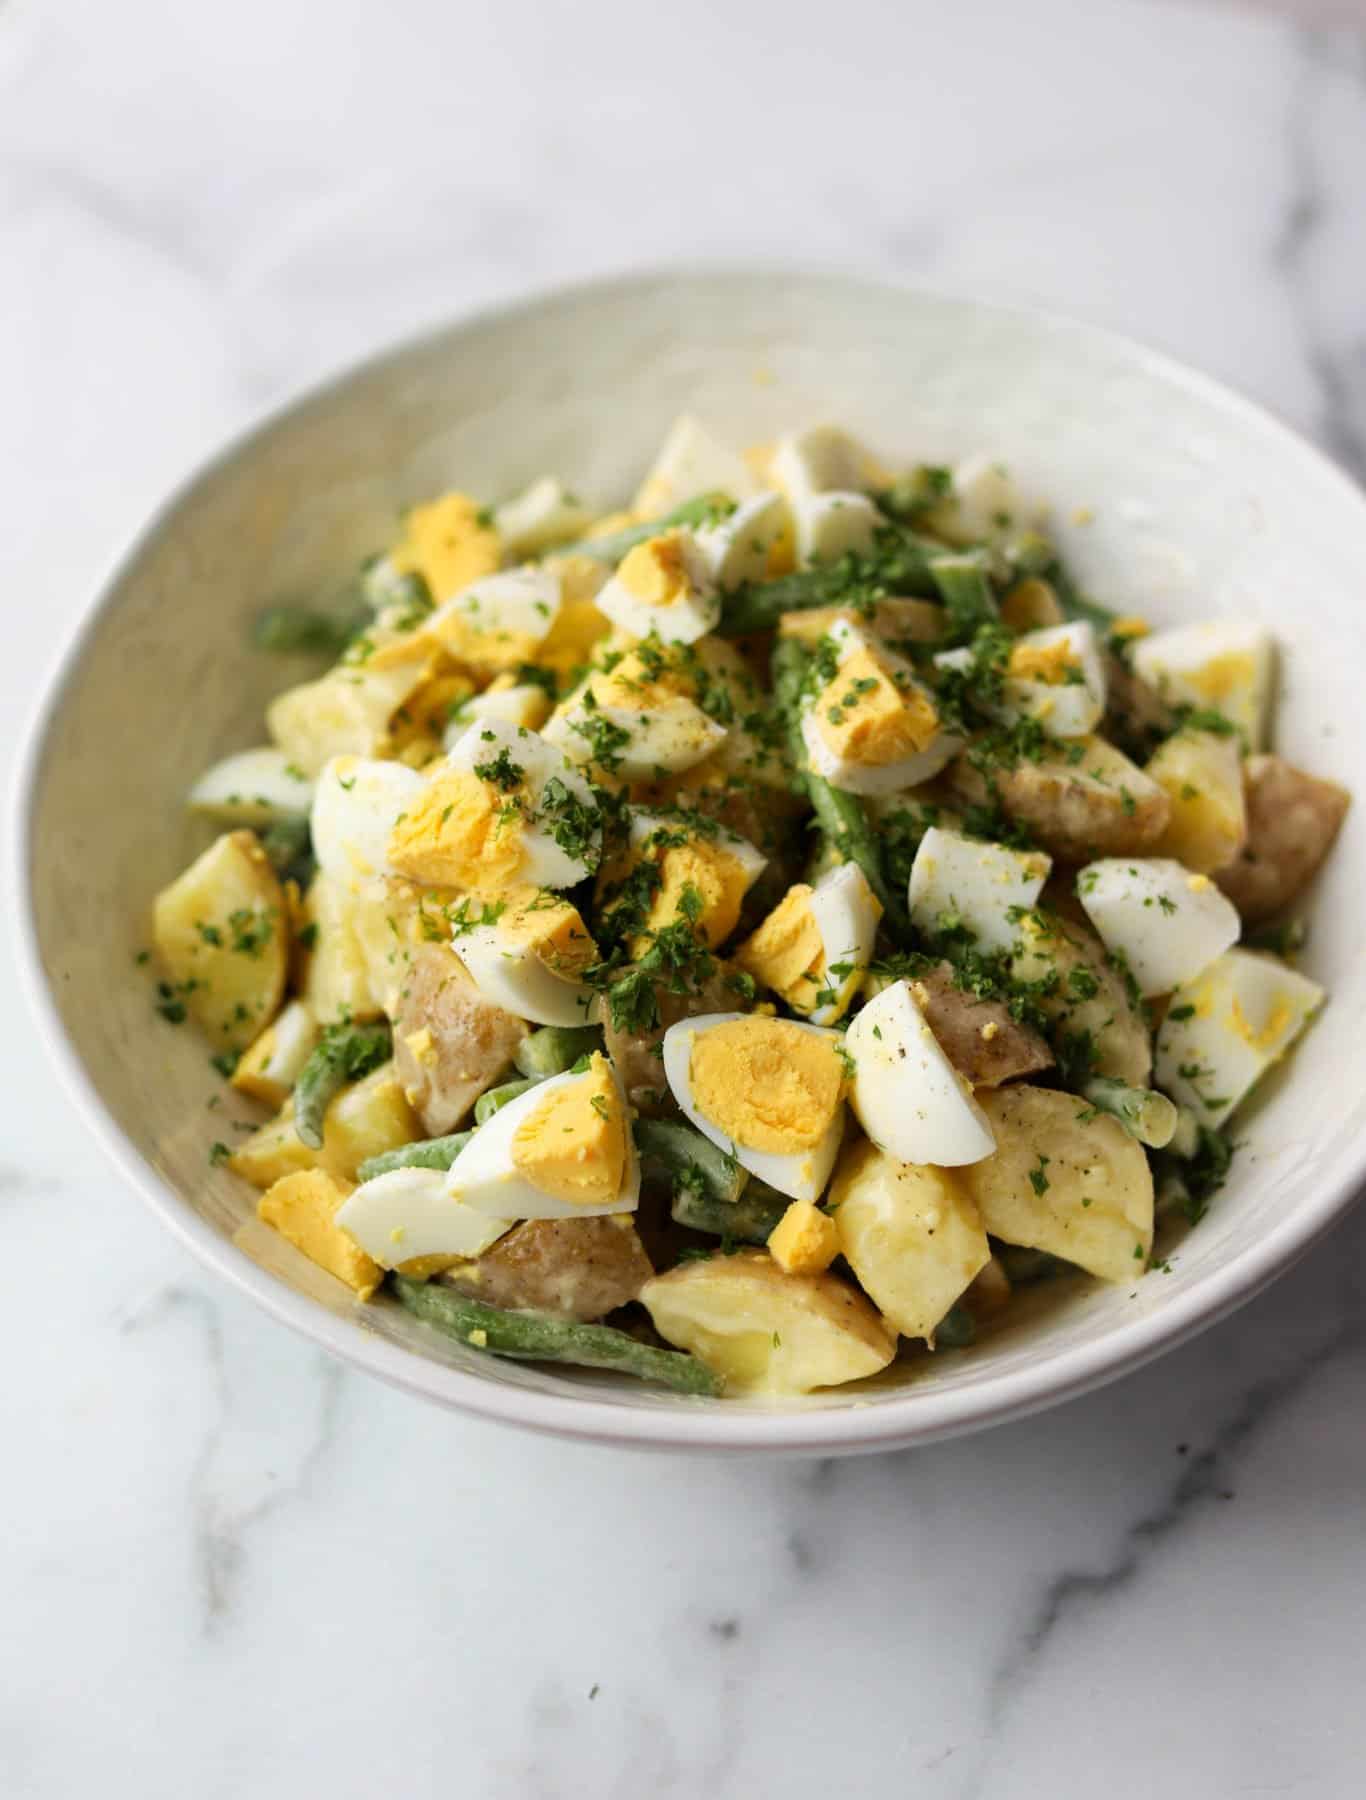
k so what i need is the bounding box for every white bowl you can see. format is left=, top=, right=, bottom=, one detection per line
left=15, top=270, right=1366, bottom=1454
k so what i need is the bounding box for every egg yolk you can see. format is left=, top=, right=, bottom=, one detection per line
left=496, top=887, right=598, bottom=979
left=1230, top=992, right=1296, bottom=1055
left=688, top=1018, right=844, bottom=1153
left=811, top=647, right=939, bottom=767
left=641, top=837, right=754, bottom=950
left=388, top=770, right=525, bottom=891
left=617, top=532, right=695, bottom=610
left=536, top=554, right=612, bottom=680
left=736, top=885, right=825, bottom=1010
left=1186, top=651, right=1254, bottom=708
left=1008, top=638, right=1080, bottom=686
left=390, top=491, right=500, bottom=601
left=511, top=1054, right=626, bottom=1205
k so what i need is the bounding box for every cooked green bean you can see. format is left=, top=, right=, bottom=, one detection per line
left=928, top=551, right=999, bottom=638
left=670, top=1186, right=788, bottom=1244
left=933, top=1303, right=977, bottom=1349
left=634, top=1118, right=747, bottom=1205
left=992, top=1243, right=1063, bottom=1285
left=357, top=1133, right=472, bottom=1181
left=719, top=528, right=942, bottom=635
left=513, top=1025, right=603, bottom=1079
left=1082, top=1077, right=1179, bottom=1148
left=252, top=603, right=367, bottom=657
left=393, top=1277, right=722, bottom=1396
left=474, top=1078, right=543, bottom=1124
left=293, top=1021, right=392, bottom=1150
left=574, top=492, right=734, bottom=565
left=257, top=815, right=314, bottom=882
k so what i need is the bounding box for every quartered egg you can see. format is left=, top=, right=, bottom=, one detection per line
left=1154, top=948, right=1323, bottom=1128
left=595, top=530, right=721, bottom=645
left=771, top=425, right=880, bottom=502
left=908, top=825, right=1051, bottom=954
left=443, top=679, right=553, bottom=740
left=387, top=720, right=602, bottom=893
left=424, top=565, right=563, bottom=675
left=543, top=647, right=728, bottom=779
left=311, top=755, right=424, bottom=886
left=845, top=980, right=996, bottom=1167
left=633, top=414, right=759, bottom=518
left=1077, top=857, right=1240, bottom=996
left=789, top=491, right=882, bottom=569
left=448, top=1053, right=639, bottom=1220
left=927, top=453, right=1032, bottom=545
left=189, top=746, right=314, bottom=826
left=1132, top=619, right=1275, bottom=747
left=694, top=491, right=790, bottom=589
left=453, top=887, right=599, bottom=1027
left=800, top=618, right=959, bottom=795
left=600, top=811, right=767, bottom=951
left=937, top=621, right=1107, bottom=740
left=335, top=1166, right=515, bottom=1268
left=737, top=861, right=882, bottom=1026
left=493, top=476, right=590, bottom=558
left=662, top=1013, right=848, bottom=1202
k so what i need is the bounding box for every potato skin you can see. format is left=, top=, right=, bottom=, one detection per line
left=908, top=960, right=1054, bottom=1087
left=602, top=965, right=745, bottom=1115
left=952, top=737, right=1169, bottom=861
left=391, top=945, right=527, bottom=1135
left=1010, top=911, right=1152, bottom=1086
left=152, top=830, right=288, bottom=1050
left=1216, top=755, right=1350, bottom=924
left=442, top=1217, right=653, bottom=1321
left=962, top=1086, right=1154, bottom=1283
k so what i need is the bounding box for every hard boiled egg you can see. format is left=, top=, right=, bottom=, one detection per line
left=736, top=861, right=882, bottom=1026
left=335, top=1167, right=514, bottom=1268
left=493, top=476, right=590, bottom=558
left=633, top=415, right=759, bottom=518
left=453, top=887, right=599, bottom=1027
left=448, top=1052, right=639, bottom=1220
left=662, top=1013, right=848, bottom=1202
left=771, top=425, right=879, bottom=502
left=790, top=491, right=882, bottom=569
left=311, top=755, right=424, bottom=886
left=694, top=491, right=790, bottom=589
left=908, top=825, right=1051, bottom=953
left=595, top=530, right=721, bottom=645
left=189, top=747, right=314, bottom=825
left=425, top=565, right=563, bottom=674
left=601, top=812, right=767, bottom=951
left=927, top=454, right=1032, bottom=545
left=1076, top=857, right=1240, bottom=996
left=801, top=618, right=960, bottom=795
left=1154, top=948, right=1323, bottom=1128
left=1132, top=619, right=1274, bottom=747
left=443, top=679, right=553, bottom=741
left=543, top=648, right=728, bottom=779
left=845, top=980, right=996, bottom=1167
left=938, top=622, right=1106, bottom=740
left=388, top=720, right=602, bottom=893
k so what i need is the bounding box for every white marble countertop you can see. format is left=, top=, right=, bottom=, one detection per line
left=4, top=1, right=1366, bottom=1794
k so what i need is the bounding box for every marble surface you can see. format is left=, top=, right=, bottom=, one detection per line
left=4, top=1, right=1366, bottom=1794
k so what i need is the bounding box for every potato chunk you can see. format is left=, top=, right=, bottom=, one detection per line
left=1146, top=728, right=1247, bottom=874
left=962, top=1087, right=1154, bottom=1283
left=641, top=1251, right=896, bottom=1396
left=301, top=872, right=383, bottom=1025
left=230, top=1062, right=419, bottom=1188
left=391, top=945, right=527, bottom=1135
left=152, top=830, right=288, bottom=1050
left=258, top=1169, right=381, bottom=1299
left=907, top=960, right=1054, bottom=1087
left=1010, top=910, right=1152, bottom=1086
left=829, top=1140, right=990, bottom=1342
left=1216, top=755, right=1350, bottom=924
left=953, top=737, right=1169, bottom=861
left=443, top=1217, right=653, bottom=1321
left=266, top=655, right=434, bottom=777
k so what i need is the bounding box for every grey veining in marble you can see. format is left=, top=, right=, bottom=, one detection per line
left=4, top=2, right=1366, bottom=1796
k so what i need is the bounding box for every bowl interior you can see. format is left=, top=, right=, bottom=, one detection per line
left=22, top=271, right=1366, bottom=1450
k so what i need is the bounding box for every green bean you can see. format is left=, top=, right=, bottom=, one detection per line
left=293, top=1021, right=392, bottom=1150
left=1002, top=530, right=1058, bottom=578
left=992, top=1243, right=1063, bottom=1285
left=1243, top=918, right=1307, bottom=957
left=770, top=637, right=902, bottom=925
left=474, top=1078, right=543, bottom=1125
left=928, top=551, right=999, bottom=638
left=875, top=466, right=955, bottom=525
left=1082, top=1077, right=1179, bottom=1149
left=252, top=603, right=368, bottom=657
left=513, top=1025, right=603, bottom=1079
left=393, top=1276, right=722, bottom=1396
left=357, top=1133, right=472, bottom=1181
left=257, top=815, right=314, bottom=882
left=719, top=530, right=942, bottom=636
left=933, top=1303, right=977, bottom=1349
left=574, top=493, right=734, bottom=565
left=669, top=1186, right=788, bottom=1245
left=634, top=1118, right=747, bottom=1205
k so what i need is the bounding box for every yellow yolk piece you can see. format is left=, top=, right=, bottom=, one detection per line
left=593, top=648, right=696, bottom=712
left=496, top=886, right=598, bottom=979
left=810, top=647, right=939, bottom=767
left=258, top=1170, right=382, bottom=1300
left=736, top=885, right=824, bottom=1007
left=641, top=838, right=754, bottom=949
left=390, top=491, right=500, bottom=600
left=768, top=1199, right=840, bottom=1276
left=510, top=1054, right=626, bottom=1206
left=536, top=555, right=613, bottom=681
left=1230, top=993, right=1296, bottom=1054
left=617, top=532, right=694, bottom=610
left=688, top=1018, right=844, bottom=1154
left=1007, top=637, right=1079, bottom=686
left=387, top=770, right=525, bottom=891
left=1185, top=651, right=1256, bottom=709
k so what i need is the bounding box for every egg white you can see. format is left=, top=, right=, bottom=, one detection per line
left=1132, top=618, right=1274, bottom=747
left=845, top=980, right=996, bottom=1167
left=454, top=919, right=599, bottom=1028
left=444, top=719, right=602, bottom=888
left=771, top=425, right=877, bottom=502
left=594, top=528, right=721, bottom=646
left=543, top=692, right=727, bottom=779
left=694, top=490, right=789, bottom=589
left=335, top=1167, right=515, bottom=1268
left=426, top=563, right=563, bottom=638
left=443, top=682, right=552, bottom=742
left=908, top=825, right=1051, bottom=954
left=311, top=755, right=424, bottom=886
left=1077, top=857, right=1240, bottom=996
left=189, top=746, right=314, bottom=826
left=801, top=619, right=960, bottom=795
left=493, top=476, right=590, bottom=558
left=633, top=414, right=758, bottom=517
left=803, top=862, right=883, bottom=1026
left=790, top=490, right=882, bottom=568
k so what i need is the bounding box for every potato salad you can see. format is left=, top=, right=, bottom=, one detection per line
left=150, top=416, right=1349, bottom=1400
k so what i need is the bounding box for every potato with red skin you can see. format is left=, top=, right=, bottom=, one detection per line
left=442, top=1217, right=654, bottom=1321
left=392, top=945, right=527, bottom=1135
left=1216, top=755, right=1350, bottom=925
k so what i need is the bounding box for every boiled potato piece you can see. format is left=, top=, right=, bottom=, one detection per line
left=443, top=1216, right=653, bottom=1320
left=828, top=1140, right=990, bottom=1343
left=999, top=578, right=1065, bottom=633
left=1011, top=909, right=1152, bottom=1086
left=301, top=872, right=383, bottom=1024
left=230, top=1061, right=419, bottom=1188
left=1146, top=728, right=1247, bottom=874
left=954, top=736, right=1169, bottom=860
left=266, top=654, right=434, bottom=777
left=152, top=830, right=288, bottom=1051
left=391, top=945, right=528, bottom=1135
left=1216, top=754, right=1350, bottom=924
left=641, top=1250, right=896, bottom=1396
left=962, top=1087, right=1154, bottom=1283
